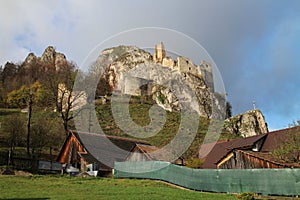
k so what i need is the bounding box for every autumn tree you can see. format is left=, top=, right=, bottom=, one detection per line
left=7, top=81, right=46, bottom=156
left=272, top=125, right=300, bottom=163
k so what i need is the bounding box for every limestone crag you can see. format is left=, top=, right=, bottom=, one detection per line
left=24, top=52, right=37, bottom=65
left=54, top=52, right=67, bottom=71
left=224, top=109, right=269, bottom=137
left=41, top=46, right=56, bottom=63
left=101, top=46, right=153, bottom=91
left=23, top=46, right=67, bottom=71
left=96, top=43, right=224, bottom=118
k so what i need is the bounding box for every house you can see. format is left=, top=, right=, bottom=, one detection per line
left=200, top=126, right=300, bottom=169
left=57, top=130, right=150, bottom=176
left=126, top=144, right=184, bottom=165
left=126, top=144, right=160, bottom=162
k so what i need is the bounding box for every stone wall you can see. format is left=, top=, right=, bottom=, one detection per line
left=177, top=56, right=200, bottom=76
left=124, top=76, right=153, bottom=96
left=162, top=56, right=175, bottom=68
left=199, top=60, right=214, bottom=91
left=152, top=42, right=214, bottom=92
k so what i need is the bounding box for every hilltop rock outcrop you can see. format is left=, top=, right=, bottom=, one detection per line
left=224, top=109, right=269, bottom=137
left=23, top=46, right=67, bottom=71
left=95, top=43, right=225, bottom=118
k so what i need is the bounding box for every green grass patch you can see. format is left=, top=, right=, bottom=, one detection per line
left=0, top=175, right=238, bottom=200
left=96, top=100, right=239, bottom=161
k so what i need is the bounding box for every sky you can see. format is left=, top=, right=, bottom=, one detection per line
left=1, top=0, right=300, bottom=131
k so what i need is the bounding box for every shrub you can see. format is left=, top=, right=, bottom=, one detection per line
left=237, top=192, right=255, bottom=200
left=185, top=158, right=203, bottom=168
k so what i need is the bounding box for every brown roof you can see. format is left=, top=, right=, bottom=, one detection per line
left=135, top=144, right=160, bottom=154
left=201, top=126, right=300, bottom=169
left=68, top=131, right=150, bottom=168
left=201, top=134, right=267, bottom=168
left=261, top=126, right=300, bottom=152
left=133, top=144, right=174, bottom=161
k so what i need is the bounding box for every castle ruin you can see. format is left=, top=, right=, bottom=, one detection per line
left=122, top=42, right=215, bottom=97
left=152, top=42, right=214, bottom=91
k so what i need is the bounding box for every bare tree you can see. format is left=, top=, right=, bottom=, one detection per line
left=44, top=63, right=86, bottom=135
left=56, top=81, right=86, bottom=135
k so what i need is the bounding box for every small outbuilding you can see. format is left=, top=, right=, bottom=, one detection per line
left=126, top=144, right=184, bottom=165
left=200, top=126, right=300, bottom=169
left=57, top=130, right=150, bottom=176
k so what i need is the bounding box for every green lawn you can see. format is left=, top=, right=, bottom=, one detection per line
left=0, top=175, right=238, bottom=200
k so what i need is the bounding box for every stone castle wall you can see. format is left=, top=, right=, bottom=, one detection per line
left=199, top=60, right=214, bottom=91
left=124, top=76, right=153, bottom=96
left=153, top=42, right=214, bottom=92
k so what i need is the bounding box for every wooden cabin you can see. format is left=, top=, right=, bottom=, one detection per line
left=200, top=126, right=300, bottom=169
left=218, top=149, right=299, bottom=169
left=126, top=144, right=160, bottom=162
left=57, top=130, right=150, bottom=176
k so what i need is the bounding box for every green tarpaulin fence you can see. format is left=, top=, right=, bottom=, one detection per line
left=114, top=161, right=300, bottom=196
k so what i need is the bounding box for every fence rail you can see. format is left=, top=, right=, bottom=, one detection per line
left=0, top=151, right=62, bottom=173
left=114, top=161, right=300, bottom=196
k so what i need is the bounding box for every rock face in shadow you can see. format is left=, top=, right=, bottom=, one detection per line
left=224, top=109, right=269, bottom=137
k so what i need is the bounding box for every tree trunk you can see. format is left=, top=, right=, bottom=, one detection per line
left=50, top=147, right=52, bottom=159
left=63, top=118, right=69, bottom=136
left=26, top=96, right=33, bottom=157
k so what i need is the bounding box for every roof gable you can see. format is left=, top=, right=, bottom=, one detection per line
left=201, top=126, right=300, bottom=168
left=72, top=131, right=150, bottom=168
left=201, top=134, right=267, bottom=168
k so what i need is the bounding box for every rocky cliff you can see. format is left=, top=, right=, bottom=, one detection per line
left=24, top=46, right=67, bottom=71
left=224, top=109, right=269, bottom=137
left=95, top=44, right=224, bottom=119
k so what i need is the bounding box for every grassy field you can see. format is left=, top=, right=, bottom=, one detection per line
left=0, top=175, right=238, bottom=200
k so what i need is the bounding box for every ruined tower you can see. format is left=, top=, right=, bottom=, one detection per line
left=153, top=42, right=166, bottom=63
